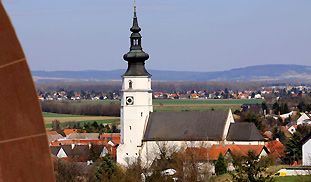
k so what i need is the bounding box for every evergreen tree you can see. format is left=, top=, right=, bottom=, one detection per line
left=96, top=153, right=118, bottom=181
left=261, top=102, right=268, bottom=114
left=272, top=127, right=286, bottom=144
left=215, top=152, right=227, bottom=175
left=88, top=143, right=98, bottom=162
left=242, top=112, right=264, bottom=132
left=284, top=132, right=302, bottom=165
left=231, top=151, right=274, bottom=182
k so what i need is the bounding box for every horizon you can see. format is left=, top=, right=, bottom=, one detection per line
left=31, top=63, right=309, bottom=72
left=3, top=0, right=311, bottom=72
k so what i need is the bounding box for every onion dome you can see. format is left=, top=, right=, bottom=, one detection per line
left=123, top=6, right=151, bottom=77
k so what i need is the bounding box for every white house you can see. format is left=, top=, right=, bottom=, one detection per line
left=288, top=125, right=297, bottom=134
left=297, top=112, right=311, bottom=125
left=301, top=132, right=311, bottom=166
left=280, top=111, right=294, bottom=119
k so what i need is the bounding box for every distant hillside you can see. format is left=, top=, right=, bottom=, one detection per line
left=32, top=64, right=311, bottom=82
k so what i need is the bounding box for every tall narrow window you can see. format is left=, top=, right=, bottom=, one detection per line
left=129, top=80, right=133, bottom=89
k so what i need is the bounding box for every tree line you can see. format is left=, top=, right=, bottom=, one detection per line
left=41, top=101, right=120, bottom=116
left=36, top=81, right=264, bottom=93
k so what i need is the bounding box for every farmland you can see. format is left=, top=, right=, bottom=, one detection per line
left=69, top=99, right=264, bottom=112
left=43, top=112, right=119, bottom=129
left=43, top=99, right=263, bottom=128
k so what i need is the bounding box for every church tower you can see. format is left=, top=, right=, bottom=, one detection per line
left=117, top=6, right=153, bottom=165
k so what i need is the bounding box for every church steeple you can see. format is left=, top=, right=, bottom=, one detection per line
left=123, top=6, right=151, bottom=76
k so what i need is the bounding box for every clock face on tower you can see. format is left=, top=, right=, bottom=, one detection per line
left=126, top=96, right=134, bottom=105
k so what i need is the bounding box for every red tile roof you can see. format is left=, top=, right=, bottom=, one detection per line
left=207, top=145, right=229, bottom=160
left=278, top=126, right=291, bottom=138
left=265, top=140, right=286, bottom=158
left=63, top=129, right=79, bottom=136
left=187, top=144, right=267, bottom=161
left=229, top=145, right=265, bottom=157
left=100, top=133, right=120, bottom=145
left=50, top=139, right=108, bottom=146
left=185, top=147, right=208, bottom=160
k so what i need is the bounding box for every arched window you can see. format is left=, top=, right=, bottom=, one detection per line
left=129, top=80, right=133, bottom=89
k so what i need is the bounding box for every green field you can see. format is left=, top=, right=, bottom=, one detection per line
left=43, top=99, right=264, bottom=128
left=153, top=99, right=264, bottom=106
left=55, top=99, right=264, bottom=113
left=71, top=100, right=120, bottom=105
left=43, top=112, right=119, bottom=129
left=45, top=119, right=119, bottom=128
left=274, top=175, right=311, bottom=182
left=42, top=112, right=90, bottom=117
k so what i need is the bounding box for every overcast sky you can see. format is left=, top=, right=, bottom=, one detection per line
left=2, top=0, right=311, bottom=72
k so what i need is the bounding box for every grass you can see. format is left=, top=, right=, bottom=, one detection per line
left=71, top=100, right=120, bottom=105
left=43, top=99, right=263, bottom=128
left=153, top=104, right=241, bottom=112
left=43, top=111, right=119, bottom=129
left=42, top=112, right=90, bottom=117
left=153, top=99, right=264, bottom=106
left=67, top=99, right=263, bottom=112
left=274, top=175, right=311, bottom=182
left=45, top=119, right=119, bottom=128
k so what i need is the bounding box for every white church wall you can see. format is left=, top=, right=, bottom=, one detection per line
left=117, top=75, right=153, bottom=166
left=225, top=141, right=264, bottom=145
left=122, top=77, right=151, bottom=90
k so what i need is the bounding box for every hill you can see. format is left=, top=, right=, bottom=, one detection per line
left=32, top=64, right=311, bottom=82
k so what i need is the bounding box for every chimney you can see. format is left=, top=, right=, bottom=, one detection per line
left=276, top=138, right=279, bottom=142
left=71, top=143, right=75, bottom=149
left=89, top=143, right=92, bottom=149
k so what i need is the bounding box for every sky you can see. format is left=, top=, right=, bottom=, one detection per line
left=2, top=0, right=311, bottom=72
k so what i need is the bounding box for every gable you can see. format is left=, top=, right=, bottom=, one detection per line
left=143, top=111, right=229, bottom=141
left=57, top=148, right=68, bottom=158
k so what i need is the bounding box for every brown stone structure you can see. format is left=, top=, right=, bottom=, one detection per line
left=0, top=2, right=55, bottom=181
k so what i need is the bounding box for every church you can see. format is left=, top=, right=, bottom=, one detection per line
left=117, top=6, right=264, bottom=166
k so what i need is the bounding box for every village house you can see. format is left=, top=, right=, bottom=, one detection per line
left=300, top=131, right=311, bottom=166
left=265, top=140, right=286, bottom=164
left=50, top=144, right=113, bottom=162
left=185, top=144, right=269, bottom=173
left=49, top=132, right=121, bottom=161
left=297, top=112, right=311, bottom=125
left=288, top=125, right=298, bottom=134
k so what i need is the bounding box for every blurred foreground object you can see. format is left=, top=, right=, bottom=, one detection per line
left=0, top=2, right=55, bottom=181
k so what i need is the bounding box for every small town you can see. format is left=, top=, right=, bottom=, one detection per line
left=37, top=85, right=311, bottom=101
left=1, top=1, right=311, bottom=182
